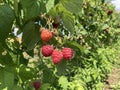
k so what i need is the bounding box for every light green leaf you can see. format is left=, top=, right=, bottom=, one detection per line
left=101, top=24, right=109, bottom=30
left=22, top=21, right=40, bottom=50
left=46, top=0, right=54, bottom=13
left=59, top=76, right=69, bottom=90
left=40, top=83, right=50, bottom=90
left=0, top=4, right=15, bottom=41
left=61, top=0, right=83, bottom=13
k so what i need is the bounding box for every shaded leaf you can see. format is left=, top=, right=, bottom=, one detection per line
left=56, top=60, right=67, bottom=76
left=19, top=65, right=35, bottom=81
left=0, top=4, right=15, bottom=41
left=0, top=43, right=15, bottom=66
left=21, top=0, right=46, bottom=20
left=42, top=68, right=55, bottom=84
left=22, top=21, right=40, bottom=50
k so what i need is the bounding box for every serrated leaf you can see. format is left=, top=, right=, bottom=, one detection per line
left=0, top=4, right=15, bottom=41
left=62, top=11, right=74, bottom=33
left=46, top=0, right=54, bottom=13
left=42, top=68, right=55, bottom=84
left=61, top=0, right=83, bottom=13
left=21, top=0, right=46, bottom=20
left=22, top=21, right=40, bottom=50
left=56, top=60, right=67, bottom=76
left=65, top=41, right=84, bottom=53
left=59, top=76, right=68, bottom=90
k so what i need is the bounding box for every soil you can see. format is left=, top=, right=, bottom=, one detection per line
left=104, top=68, right=120, bottom=90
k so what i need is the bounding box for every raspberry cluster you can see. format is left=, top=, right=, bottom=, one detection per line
left=40, top=28, right=74, bottom=64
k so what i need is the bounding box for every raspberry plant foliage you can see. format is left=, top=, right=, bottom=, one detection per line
left=0, top=0, right=120, bottom=90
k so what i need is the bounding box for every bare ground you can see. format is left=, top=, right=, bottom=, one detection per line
left=104, top=67, right=120, bottom=90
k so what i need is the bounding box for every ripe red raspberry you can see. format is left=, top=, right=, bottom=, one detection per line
left=62, top=48, right=73, bottom=60
left=42, top=45, right=54, bottom=57
left=40, top=29, right=52, bottom=42
left=52, top=50, right=63, bottom=64
left=33, top=81, right=41, bottom=90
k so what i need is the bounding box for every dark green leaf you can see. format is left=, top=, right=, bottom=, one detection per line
left=42, top=68, right=55, bottom=84
left=21, top=0, right=46, bottom=20
left=61, top=0, right=83, bottom=13
left=62, top=11, right=74, bottom=33
left=0, top=43, right=15, bottom=66
left=22, top=21, right=40, bottom=50
left=0, top=4, right=15, bottom=41
left=56, top=60, right=67, bottom=76
left=19, top=54, right=29, bottom=65
left=19, top=65, right=35, bottom=81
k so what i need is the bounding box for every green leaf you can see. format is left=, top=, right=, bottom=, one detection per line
left=0, top=4, right=15, bottom=41
left=65, top=41, right=84, bottom=53
left=19, top=65, right=35, bottom=81
left=101, top=24, right=109, bottom=30
left=12, top=86, right=23, bottom=90
left=56, top=60, right=67, bottom=76
left=62, top=11, right=74, bottom=33
left=40, top=83, right=50, bottom=90
left=59, top=76, right=68, bottom=90
left=19, top=54, right=28, bottom=66
left=22, top=21, right=40, bottom=50
left=61, top=0, right=83, bottom=13
left=46, top=0, right=55, bottom=13
left=0, top=68, right=14, bottom=90
left=21, top=0, right=46, bottom=20
left=42, top=68, right=55, bottom=84
left=0, top=43, right=15, bottom=66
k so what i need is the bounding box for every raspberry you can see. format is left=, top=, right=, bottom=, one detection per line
left=42, top=45, right=54, bottom=57
left=51, top=50, right=63, bottom=64
left=33, top=81, right=41, bottom=90
left=40, top=29, right=52, bottom=42
left=62, top=48, right=73, bottom=60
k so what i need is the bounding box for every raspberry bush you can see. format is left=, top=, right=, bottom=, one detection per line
left=0, top=0, right=120, bottom=90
